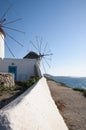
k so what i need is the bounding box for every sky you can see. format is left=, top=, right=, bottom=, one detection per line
left=0, top=0, right=86, bottom=77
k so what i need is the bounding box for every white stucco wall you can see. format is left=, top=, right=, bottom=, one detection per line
left=0, top=32, right=5, bottom=59
left=0, top=77, right=68, bottom=130
left=0, top=58, right=41, bottom=81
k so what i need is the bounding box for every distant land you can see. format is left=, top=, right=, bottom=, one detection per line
left=44, top=74, right=86, bottom=89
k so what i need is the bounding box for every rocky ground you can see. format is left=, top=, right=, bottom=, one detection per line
left=47, top=80, right=86, bottom=130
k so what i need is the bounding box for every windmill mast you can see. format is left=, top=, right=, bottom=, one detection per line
left=0, top=28, right=5, bottom=59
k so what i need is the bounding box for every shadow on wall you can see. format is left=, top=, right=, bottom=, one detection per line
left=0, top=114, right=12, bottom=130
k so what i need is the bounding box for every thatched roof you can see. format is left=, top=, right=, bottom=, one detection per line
left=23, top=51, right=39, bottom=59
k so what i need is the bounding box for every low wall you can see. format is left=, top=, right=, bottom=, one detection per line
left=0, top=73, right=14, bottom=87
left=0, top=77, right=68, bottom=130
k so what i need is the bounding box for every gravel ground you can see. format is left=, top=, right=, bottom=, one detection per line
left=47, top=80, right=86, bottom=130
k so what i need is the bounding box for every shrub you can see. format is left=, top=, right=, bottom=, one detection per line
left=73, top=88, right=84, bottom=92
left=83, top=90, right=86, bottom=97
left=2, top=86, right=12, bottom=91
left=15, top=76, right=40, bottom=91
left=73, top=88, right=86, bottom=98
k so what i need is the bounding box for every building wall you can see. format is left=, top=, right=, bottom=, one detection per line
left=0, top=33, right=5, bottom=59
left=0, top=58, right=41, bottom=81
left=0, top=77, right=68, bottom=130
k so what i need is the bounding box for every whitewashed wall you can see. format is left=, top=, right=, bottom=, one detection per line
left=0, top=77, right=68, bottom=130
left=0, top=58, right=41, bottom=81
left=0, top=32, right=5, bottom=59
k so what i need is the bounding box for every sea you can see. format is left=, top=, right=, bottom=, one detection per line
left=46, top=75, right=86, bottom=90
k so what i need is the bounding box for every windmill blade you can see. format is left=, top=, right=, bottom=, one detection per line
left=30, top=40, right=39, bottom=52
left=35, top=36, right=43, bottom=54
left=44, top=50, right=51, bottom=54
left=5, top=41, right=15, bottom=57
left=44, top=56, right=51, bottom=61
left=41, top=59, right=46, bottom=73
left=43, top=57, right=51, bottom=68
left=3, top=18, right=22, bottom=25
left=43, top=53, right=53, bottom=56
left=0, top=34, right=15, bottom=57
left=43, top=42, right=48, bottom=53
left=39, top=37, right=43, bottom=54
left=0, top=5, right=12, bottom=23
left=6, top=32, right=24, bottom=47
left=2, top=25, right=25, bottom=34
left=35, top=36, right=40, bottom=53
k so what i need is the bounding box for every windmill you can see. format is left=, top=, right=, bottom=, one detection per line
left=29, top=36, right=53, bottom=73
left=0, top=5, right=24, bottom=58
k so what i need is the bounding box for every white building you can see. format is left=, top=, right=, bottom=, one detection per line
left=0, top=57, right=41, bottom=81
left=0, top=28, right=41, bottom=81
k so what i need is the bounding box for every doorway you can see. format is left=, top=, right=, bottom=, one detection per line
left=8, top=66, right=17, bottom=80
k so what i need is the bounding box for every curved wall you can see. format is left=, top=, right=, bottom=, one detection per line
left=0, top=77, right=68, bottom=130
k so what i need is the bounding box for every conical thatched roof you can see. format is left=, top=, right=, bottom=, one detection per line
left=23, top=51, right=39, bottom=59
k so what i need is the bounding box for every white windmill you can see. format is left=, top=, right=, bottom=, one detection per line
left=0, top=28, right=5, bottom=58
left=0, top=6, right=42, bottom=81
left=0, top=5, right=24, bottom=59
left=29, top=36, right=53, bottom=73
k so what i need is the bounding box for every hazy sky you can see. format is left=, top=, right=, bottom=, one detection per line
left=0, top=0, right=86, bottom=77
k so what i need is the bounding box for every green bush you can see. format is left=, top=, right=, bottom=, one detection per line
left=73, top=88, right=84, bottom=92
left=16, top=76, right=40, bottom=91
left=27, top=77, right=40, bottom=86
left=83, top=90, right=86, bottom=97
left=0, top=82, right=13, bottom=92
left=2, top=86, right=12, bottom=91
left=73, top=88, right=86, bottom=98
